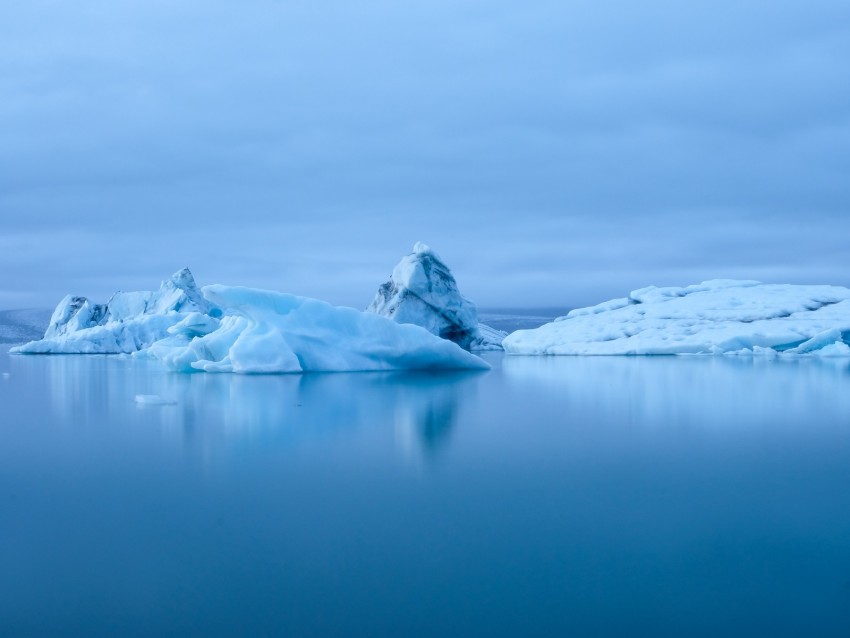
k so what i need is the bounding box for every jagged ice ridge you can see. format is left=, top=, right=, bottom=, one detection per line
left=13, top=268, right=218, bottom=354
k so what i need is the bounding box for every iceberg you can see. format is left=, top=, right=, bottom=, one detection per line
left=503, top=280, right=850, bottom=356
left=12, top=268, right=219, bottom=354
left=366, top=242, right=506, bottom=351
left=12, top=268, right=487, bottom=373
left=143, top=285, right=489, bottom=373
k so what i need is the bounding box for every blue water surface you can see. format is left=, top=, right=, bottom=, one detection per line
left=2, top=351, right=850, bottom=637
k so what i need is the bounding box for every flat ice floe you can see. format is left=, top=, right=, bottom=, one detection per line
left=142, top=285, right=489, bottom=373
left=503, top=280, right=850, bottom=356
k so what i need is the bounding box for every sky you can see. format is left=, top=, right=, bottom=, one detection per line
left=2, top=0, right=849, bottom=310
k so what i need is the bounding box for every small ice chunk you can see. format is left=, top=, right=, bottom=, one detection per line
left=813, top=341, right=850, bottom=357
left=785, top=328, right=843, bottom=354
left=134, top=394, right=177, bottom=405
left=1, top=372, right=10, bottom=379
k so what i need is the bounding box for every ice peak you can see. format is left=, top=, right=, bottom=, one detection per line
left=170, top=267, right=197, bottom=290
left=367, top=244, right=505, bottom=351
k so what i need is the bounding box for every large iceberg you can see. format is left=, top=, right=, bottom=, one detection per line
left=12, top=269, right=488, bottom=373
left=503, top=280, right=850, bottom=356
left=366, top=242, right=506, bottom=350
left=12, top=268, right=218, bottom=354
left=143, top=285, right=489, bottom=373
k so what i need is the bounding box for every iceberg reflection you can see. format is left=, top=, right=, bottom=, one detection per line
left=12, top=354, right=483, bottom=460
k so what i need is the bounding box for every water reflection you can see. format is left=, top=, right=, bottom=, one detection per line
left=392, top=372, right=473, bottom=461
left=5, top=353, right=850, bottom=637
left=8, top=354, right=482, bottom=461
left=501, top=354, right=850, bottom=430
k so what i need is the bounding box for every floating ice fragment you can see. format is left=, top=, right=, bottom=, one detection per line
left=134, top=394, right=177, bottom=405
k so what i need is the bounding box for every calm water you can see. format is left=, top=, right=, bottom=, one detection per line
left=2, top=351, right=850, bottom=637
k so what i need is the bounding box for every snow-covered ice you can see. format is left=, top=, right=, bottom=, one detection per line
left=367, top=242, right=506, bottom=351
left=503, top=280, right=850, bottom=356
left=143, top=285, right=489, bottom=373
left=11, top=268, right=218, bottom=354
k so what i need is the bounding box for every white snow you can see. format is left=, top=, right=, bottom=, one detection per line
left=367, top=242, right=506, bottom=350
left=503, top=280, right=850, bottom=356
left=12, top=268, right=218, bottom=354
left=142, top=285, right=489, bottom=373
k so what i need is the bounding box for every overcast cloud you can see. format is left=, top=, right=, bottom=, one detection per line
left=2, top=0, right=849, bottom=310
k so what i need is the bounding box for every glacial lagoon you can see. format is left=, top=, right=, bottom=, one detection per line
left=2, top=351, right=850, bottom=636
